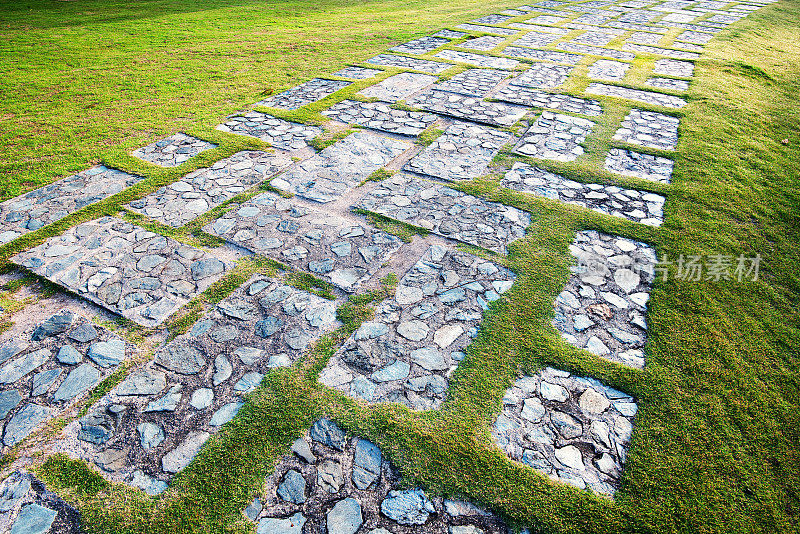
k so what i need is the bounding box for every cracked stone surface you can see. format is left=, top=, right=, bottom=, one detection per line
left=356, top=72, right=437, bottom=103
left=127, top=150, right=293, bottom=227
left=132, top=133, right=216, bottom=167
left=572, top=30, right=618, bottom=46
left=455, top=23, right=519, bottom=36
left=501, top=46, right=583, bottom=64
left=653, top=58, right=694, bottom=78
left=405, top=89, right=528, bottom=127
left=270, top=131, right=411, bottom=203
left=613, top=109, right=680, bottom=150
left=553, top=230, right=656, bottom=368
left=556, top=42, right=636, bottom=61
left=645, top=77, right=690, bottom=91
left=356, top=173, right=530, bottom=254
left=59, top=276, right=340, bottom=491
left=622, top=43, right=701, bottom=59
left=322, top=100, right=438, bottom=136
left=319, top=245, right=515, bottom=410
left=257, top=79, right=352, bottom=110
left=433, top=29, right=467, bottom=39
left=433, top=69, right=510, bottom=97
left=587, top=59, right=630, bottom=81
left=0, top=470, right=81, bottom=534
left=366, top=54, right=451, bottom=74
left=247, top=419, right=514, bottom=532
left=389, top=36, right=449, bottom=55
left=513, top=31, right=562, bottom=47
left=495, top=85, right=603, bottom=116
left=0, top=165, right=144, bottom=245
left=625, top=31, right=664, bottom=45
left=493, top=368, right=637, bottom=495
left=215, top=112, right=322, bottom=150
left=511, top=62, right=574, bottom=89
left=586, top=83, right=687, bottom=108
left=403, top=122, right=511, bottom=181
left=434, top=50, right=520, bottom=70
left=502, top=163, right=664, bottom=226
left=205, top=191, right=403, bottom=292
left=605, top=148, right=674, bottom=183
left=11, top=217, right=232, bottom=327
left=456, top=36, right=506, bottom=51
left=0, top=311, right=134, bottom=449
left=514, top=112, right=595, bottom=162
left=331, top=66, right=382, bottom=80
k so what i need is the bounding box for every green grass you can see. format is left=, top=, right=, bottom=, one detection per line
left=2, top=0, right=799, bottom=533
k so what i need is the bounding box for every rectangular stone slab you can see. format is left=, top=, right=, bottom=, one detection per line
left=356, top=72, right=438, bottom=103
left=433, top=50, right=520, bottom=70
left=585, top=83, right=687, bottom=108
left=270, top=131, right=411, bottom=203
left=319, top=244, right=516, bottom=410
left=256, top=78, right=352, bottom=110
left=11, top=217, right=232, bottom=327
left=621, top=43, right=701, bottom=59
left=510, top=62, right=574, bottom=89
left=404, top=89, right=528, bottom=127
left=456, top=36, right=507, bottom=51
left=322, top=100, right=438, bottom=136
left=494, top=85, right=604, bottom=116
left=127, top=150, right=294, bottom=228
left=215, top=112, right=322, bottom=150
left=455, top=23, right=519, bottom=36
left=432, top=69, right=510, bottom=97
left=613, top=108, right=680, bottom=150
left=204, top=191, right=403, bottom=292
left=556, top=42, right=636, bottom=60
left=389, top=36, right=450, bottom=55
left=0, top=165, right=144, bottom=246
left=403, top=121, right=512, bottom=181
left=356, top=173, right=530, bottom=254
left=132, top=133, right=217, bottom=167
left=365, top=54, right=451, bottom=74
left=501, top=46, right=583, bottom=65
left=513, top=111, right=595, bottom=162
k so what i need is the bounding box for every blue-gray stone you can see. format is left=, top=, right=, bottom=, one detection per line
left=212, top=355, right=233, bottom=386
left=0, top=348, right=51, bottom=384
left=354, top=321, right=389, bottom=341
left=234, top=372, right=264, bottom=393
left=191, top=258, right=225, bottom=280
left=209, top=401, right=244, bottom=426
left=330, top=241, right=352, bottom=257
left=130, top=469, right=168, bottom=496
left=56, top=344, right=83, bottom=365
left=327, top=498, right=363, bottom=534
left=257, top=512, right=306, bottom=534
left=371, top=360, right=410, bottom=382
left=309, top=258, right=335, bottom=274
left=68, top=322, right=99, bottom=343
left=144, top=387, right=182, bottom=412
left=254, top=316, right=283, bottom=338
left=438, top=287, right=466, bottom=304
left=31, top=311, right=73, bottom=341
left=0, top=471, right=32, bottom=512
left=155, top=343, right=205, bottom=375
left=309, top=418, right=347, bottom=450
left=87, top=338, right=125, bottom=368
left=137, top=422, right=165, bottom=449
left=354, top=438, right=382, bottom=474
left=0, top=389, right=22, bottom=419
left=117, top=369, right=167, bottom=396
left=244, top=497, right=262, bottom=521
left=10, top=503, right=57, bottom=534
left=248, top=280, right=271, bottom=295
left=277, top=469, right=306, bottom=504
left=352, top=465, right=378, bottom=490
left=350, top=376, right=376, bottom=401
left=78, top=412, right=114, bottom=445
left=218, top=300, right=258, bottom=321
left=210, top=325, right=237, bottom=342
left=380, top=489, right=435, bottom=525
left=3, top=403, right=54, bottom=447
left=53, top=363, right=100, bottom=401
left=189, top=388, right=214, bottom=409
left=0, top=341, right=28, bottom=365
left=161, top=431, right=210, bottom=473
left=190, top=319, right=214, bottom=337
left=31, top=368, right=62, bottom=396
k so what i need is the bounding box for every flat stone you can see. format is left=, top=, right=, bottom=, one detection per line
left=190, top=388, right=214, bottom=409
left=0, top=348, right=51, bottom=384
left=381, top=489, right=435, bottom=525
left=137, top=422, right=165, bottom=449
left=155, top=344, right=206, bottom=375
left=209, top=401, right=244, bottom=426
left=257, top=513, right=306, bottom=534
left=277, top=469, right=306, bottom=504
left=117, top=369, right=167, bottom=396
left=3, top=403, right=54, bottom=447
left=0, top=389, right=22, bottom=418
left=327, top=498, right=363, bottom=534
left=10, top=503, right=57, bottom=534
left=161, top=431, right=210, bottom=473
left=257, top=78, right=351, bottom=110
left=309, top=418, right=347, bottom=450
left=52, top=363, right=100, bottom=401
left=55, top=345, right=82, bottom=365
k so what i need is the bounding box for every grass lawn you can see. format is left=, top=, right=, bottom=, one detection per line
left=1, top=0, right=799, bottom=534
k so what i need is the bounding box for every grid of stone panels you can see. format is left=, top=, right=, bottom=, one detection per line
left=433, top=29, right=467, bottom=39
left=270, top=131, right=411, bottom=203
left=127, top=150, right=293, bottom=228
left=0, top=166, right=144, bottom=245
left=645, top=77, right=690, bottom=90
left=455, top=23, right=519, bottom=36
left=389, top=36, right=449, bottom=55
left=356, top=72, right=437, bottom=102
left=322, top=100, right=438, bottom=136
left=556, top=42, right=636, bottom=61
left=204, top=191, right=403, bottom=292
left=622, top=43, right=701, bottom=59
left=502, top=46, right=583, bottom=64
left=587, top=59, right=630, bottom=81
left=256, top=79, right=351, bottom=110
left=502, top=163, right=665, bottom=226
left=405, top=90, right=528, bottom=127
left=605, top=148, right=674, bottom=183
left=60, top=276, right=340, bottom=494
left=511, top=62, right=574, bottom=89
left=653, top=58, right=695, bottom=77
left=215, top=112, right=322, bottom=150
left=132, top=133, right=216, bottom=168
left=514, top=112, right=595, bottom=162
left=586, top=83, right=687, bottom=108
left=613, top=108, right=680, bottom=150
left=572, top=30, right=618, bottom=46
left=434, top=50, right=520, bottom=70
left=495, top=85, right=604, bottom=116
left=553, top=230, right=656, bottom=368
left=457, top=36, right=507, bottom=51
left=433, top=69, right=510, bottom=97
left=365, top=54, right=451, bottom=74
left=0, top=311, right=135, bottom=450
left=331, top=66, right=382, bottom=79
left=11, top=217, right=232, bottom=327
left=493, top=369, right=637, bottom=495
left=625, top=31, right=664, bottom=45
left=247, top=419, right=514, bottom=533
left=356, top=173, right=531, bottom=254
left=513, top=31, right=562, bottom=47
left=403, top=122, right=511, bottom=181
left=319, top=244, right=515, bottom=410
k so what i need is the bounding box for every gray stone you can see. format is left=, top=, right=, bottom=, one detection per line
left=309, top=418, right=347, bottom=450
left=86, top=338, right=125, bottom=368
left=3, top=403, right=54, bottom=447
left=190, top=388, right=214, bottom=409
left=406, top=90, right=527, bottom=127
left=0, top=348, right=50, bottom=384
left=357, top=72, right=437, bottom=102
left=257, top=513, right=306, bottom=534
left=67, top=322, right=99, bottom=343
left=155, top=344, right=206, bottom=375
left=277, top=469, right=306, bottom=504
left=234, top=372, right=263, bottom=393
left=161, top=431, right=210, bottom=473
left=381, top=489, right=435, bottom=525
left=434, top=49, right=519, bottom=70
left=291, top=437, right=316, bottom=463
left=209, top=401, right=244, bottom=426
left=10, top=503, right=57, bottom=534
left=32, top=312, right=74, bottom=341
left=52, top=363, right=100, bottom=401
left=31, top=368, right=62, bottom=397
left=366, top=54, right=451, bottom=74
left=144, top=387, right=182, bottom=412
left=55, top=345, right=82, bottom=365
left=0, top=389, right=22, bottom=418
left=117, top=369, right=167, bottom=396
left=317, top=459, right=344, bottom=493
left=257, top=78, right=351, bottom=110
left=137, top=422, right=165, bottom=450
left=327, top=498, right=363, bottom=534
left=216, top=117, right=321, bottom=152
left=132, top=132, right=216, bottom=167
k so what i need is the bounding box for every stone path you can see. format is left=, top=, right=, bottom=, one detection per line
left=322, top=100, right=438, bottom=136
left=495, top=85, right=604, bottom=116
left=586, top=82, right=687, bottom=108
left=613, top=109, right=680, bottom=151
left=257, top=78, right=351, bottom=109
left=434, top=50, right=520, bottom=70
left=0, top=470, right=80, bottom=534
left=215, top=112, right=322, bottom=150
left=605, top=148, right=674, bottom=183
left=514, top=112, right=595, bottom=162
left=366, top=54, right=451, bottom=74
left=356, top=73, right=438, bottom=103
left=389, top=36, right=449, bottom=55
left=132, top=133, right=216, bottom=167
left=433, top=69, right=510, bottom=98
left=405, top=90, right=528, bottom=127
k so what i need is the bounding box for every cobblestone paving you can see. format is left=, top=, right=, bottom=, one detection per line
left=0, top=311, right=135, bottom=449
left=247, top=419, right=515, bottom=533
left=59, top=276, right=340, bottom=492
left=508, top=23, right=571, bottom=34
left=257, top=79, right=351, bottom=110
left=215, top=112, right=322, bottom=150
left=405, top=90, right=528, bottom=127
left=433, top=69, right=510, bottom=97
left=365, top=54, right=451, bottom=74
left=556, top=42, right=636, bottom=61
left=493, top=368, right=637, bottom=494
left=671, top=41, right=704, bottom=52
left=653, top=58, right=695, bottom=77
left=455, top=23, right=519, bottom=36
left=356, top=72, right=437, bottom=102
left=605, top=148, right=674, bottom=183
left=457, top=35, right=506, bottom=51
left=622, top=43, right=701, bottom=59
left=0, top=166, right=144, bottom=245
left=0, top=470, right=80, bottom=533
left=502, top=163, right=665, bottom=226
left=676, top=29, right=714, bottom=44
left=511, top=62, right=574, bottom=89
left=403, top=122, right=511, bottom=181
left=322, top=100, right=438, bottom=136
left=356, top=173, right=530, bottom=254
left=553, top=230, right=656, bottom=368
left=320, top=245, right=515, bottom=410
left=527, top=14, right=568, bottom=25
left=270, top=131, right=411, bottom=203
left=11, top=217, right=232, bottom=327
left=501, top=46, right=583, bottom=64
left=432, top=29, right=467, bottom=39
left=513, top=31, right=562, bottom=47
left=495, top=86, right=604, bottom=116
left=645, top=77, right=690, bottom=90
left=127, top=150, right=293, bottom=228
left=132, top=133, right=216, bottom=167
left=587, top=59, right=630, bottom=81
left=389, top=36, right=449, bottom=55
left=205, top=192, right=403, bottom=292
left=434, top=50, right=520, bottom=70
left=331, top=66, right=382, bottom=79
left=572, top=30, right=618, bottom=46
left=514, top=112, right=595, bottom=162
left=586, top=82, right=687, bottom=108
left=613, top=108, right=680, bottom=150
